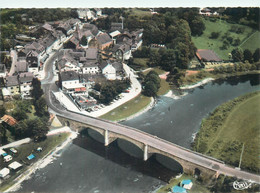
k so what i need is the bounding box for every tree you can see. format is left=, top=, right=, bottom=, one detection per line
left=243, top=49, right=253, bottom=63
left=30, top=118, right=49, bottom=141
left=253, top=48, right=260, bottom=62
left=0, top=106, right=6, bottom=117
left=34, top=96, right=49, bottom=118
left=31, top=78, right=44, bottom=101
left=12, top=109, right=28, bottom=121
left=0, top=124, right=7, bottom=145
left=143, top=71, right=161, bottom=97
left=80, top=35, right=88, bottom=46
left=210, top=32, right=220, bottom=39
left=231, top=48, right=243, bottom=62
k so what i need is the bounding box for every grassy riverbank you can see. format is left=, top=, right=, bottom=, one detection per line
left=100, top=94, right=152, bottom=122
left=193, top=91, right=260, bottom=173
left=0, top=133, right=70, bottom=192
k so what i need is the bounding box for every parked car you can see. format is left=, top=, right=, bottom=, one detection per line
left=4, top=155, right=13, bottom=162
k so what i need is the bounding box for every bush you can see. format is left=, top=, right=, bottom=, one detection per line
left=210, top=32, right=220, bottom=39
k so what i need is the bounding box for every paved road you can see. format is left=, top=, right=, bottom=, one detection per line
left=41, top=40, right=260, bottom=184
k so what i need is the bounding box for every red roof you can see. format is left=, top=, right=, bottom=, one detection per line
left=196, top=49, right=222, bottom=62
left=75, top=87, right=86, bottom=92
left=1, top=115, right=18, bottom=126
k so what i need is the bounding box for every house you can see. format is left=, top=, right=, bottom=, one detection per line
left=100, top=60, right=124, bottom=80
left=96, top=33, right=113, bottom=50
left=26, top=50, right=39, bottom=74
left=39, top=34, right=57, bottom=55
left=0, top=64, right=7, bottom=77
left=59, top=71, right=86, bottom=93
left=1, top=115, right=18, bottom=127
left=116, top=32, right=132, bottom=46
left=181, top=179, right=193, bottom=190
left=5, top=75, right=20, bottom=95
left=77, top=8, right=94, bottom=20
left=82, top=61, right=100, bottom=74
left=110, top=22, right=124, bottom=33
left=131, top=29, right=144, bottom=51
left=196, top=49, right=222, bottom=66
left=100, top=60, right=116, bottom=80
left=19, top=72, right=34, bottom=96
left=85, top=48, right=98, bottom=61
left=83, top=23, right=100, bottom=37
left=172, top=186, right=187, bottom=193
left=94, top=8, right=102, bottom=16
left=109, top=30, right=121, bottom=44
left=15, top=61, right=28, bottom=73
left=65, top=37, right=80, bottom=49
left=112, top=44, right=132, bottom=61
left=57, top=22, right=73, bottom=36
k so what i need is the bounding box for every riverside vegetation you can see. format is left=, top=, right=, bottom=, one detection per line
left=192, top=91, right=260, bottom=173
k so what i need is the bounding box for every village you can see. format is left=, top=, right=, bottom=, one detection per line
left=0, top=6, right=259, bottom=193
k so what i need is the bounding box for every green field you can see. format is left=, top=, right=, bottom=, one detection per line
left=192, top=18, right=255, bottom=60
left=100, top=94, right=152, bottom=121
left=126, top=8, right=152, bottom=18
left=193, top=91, right=260, bottom=173
left=240, top=30, right=260, bottom=52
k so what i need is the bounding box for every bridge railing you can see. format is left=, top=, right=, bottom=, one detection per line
left=57, top=110, right=225, bottom=165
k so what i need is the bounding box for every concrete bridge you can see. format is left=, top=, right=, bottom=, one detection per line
left=55, top=112, right=260, bottom=183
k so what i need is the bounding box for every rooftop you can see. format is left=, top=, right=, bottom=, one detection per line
left=1, top=115, right=18, bottom=126
left=19, top=72, right=34, bottom=83
left=97, top=33, right=112, bottom=45
left=60, top=71, right=79, bottom=82
left=6, top=75, right=19, bottom=87
left=85, top=48, right=98, bottom=60
left=196, top=49, right=222, bottom=62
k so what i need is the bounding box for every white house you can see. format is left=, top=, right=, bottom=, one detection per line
left=5, top=75, right=20, bottom=96
left=19, top=72, right=34, bottom=97
left=82, top=62, right=100, bottom=74
left=59, top=71, right=86, bottom=93
left=100, top=61, right=116, bottom=80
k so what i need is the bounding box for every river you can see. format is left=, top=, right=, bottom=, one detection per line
left=17, top=74, right=260, bottom=193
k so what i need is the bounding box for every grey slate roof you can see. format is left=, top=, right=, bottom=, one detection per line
left=16, top=61, right=27, bottom=73
left=99, top=60, right=109, bottom=70
left=85, top=48, right=98, bottom=60
left=83, top=61, right=99, bottom=68
left=83, top=23, right=99, bottom=36
left=112, top=62, right=124, bottom=72
left=60, top=71, right=79, bottom=82
left=112, top=44, right=131, bottom=53
left=19, top=72, right=34, bottom=83
left=6, top=75, right=19, bottom=87
left=42, top=23, right=53, bottom=32
left=96, top=33, right=112, bottom=45
left=110, top=22, right=123, bottom=32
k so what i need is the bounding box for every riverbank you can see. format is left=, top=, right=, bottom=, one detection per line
left=100, top=95, right=154, bottom=122
left=180, top=78, right=214, bottom=90
left=192, top=91, right=260, bottom=173
left=2, top=128, right=76, bottom=192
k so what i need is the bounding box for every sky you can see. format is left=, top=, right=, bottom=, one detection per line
left=0, top=0, right=259, bottom=8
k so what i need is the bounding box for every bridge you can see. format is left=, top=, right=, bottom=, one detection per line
left=41, top=46, right=259, bottom=183
left=55, top=111, right=260, bottom=183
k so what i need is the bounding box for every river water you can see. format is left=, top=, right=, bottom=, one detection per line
left=17, top=74, right=260, bottom=193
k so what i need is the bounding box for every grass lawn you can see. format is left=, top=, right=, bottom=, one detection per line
left=100, top=94, right=151, bottom=121
left=157, top=174, right=210, bottom=193
left=127, top=8, right=152, bottom=18
left=158, top=79, right=171, bottom=96
left=192, top=18, right=255, bottom=60
left=193, top=91, right=260, bottom=173
left=0, top=133, right=70, bottom=192
left=143, top=67, right=167, bottom=76
left=131, top=58, right=149, bottom=70
left=240, top=30, right=260, bottom=52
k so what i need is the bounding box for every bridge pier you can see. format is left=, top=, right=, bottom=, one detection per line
left=144, top=144, right=148, bottom=161
left=104, top=130, right=117, bottom=146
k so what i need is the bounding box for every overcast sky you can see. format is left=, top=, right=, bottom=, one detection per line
left=0, top=0, right=259, bottom=8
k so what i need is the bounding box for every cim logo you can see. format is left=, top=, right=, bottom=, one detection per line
left=233, top=180, right=253, bottom=190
